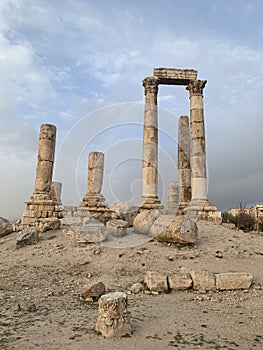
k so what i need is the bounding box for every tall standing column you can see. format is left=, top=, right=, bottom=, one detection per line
left=82, top=152, right=106, bottom=208
left=178, top=115, right=191, bottom=212
left=141, top=77, right=162, bottom=210
left=34, top=124, right=56, bottom=199
left=186, top=80, right=207, bottom=206
left=22, top=124, right=63, bottom=225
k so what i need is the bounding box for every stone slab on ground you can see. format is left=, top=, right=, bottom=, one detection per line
left=190, top=270, right=216, bottom=292
left=215, top=272, right=253, bottom=291
left=168, top=272, right=193, bottom=291
left=144, top=271, right=168, bottom=292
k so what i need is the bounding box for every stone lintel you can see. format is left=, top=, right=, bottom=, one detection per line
left=153, top=68, right=198, bottom=85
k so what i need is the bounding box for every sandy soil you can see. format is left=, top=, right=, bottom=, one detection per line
left=0, top=220, right=263, bottom=350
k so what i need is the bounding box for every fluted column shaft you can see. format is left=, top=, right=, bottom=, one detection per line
left=186, top=80, right=207, bottom=203
left=141, top=77, right=162, bottom=209
left=178, top=115, right=191, bottom=210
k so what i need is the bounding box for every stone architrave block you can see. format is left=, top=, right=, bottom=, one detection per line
left=215, top=272, right=253, bottom=291
left=190, top=271, right=216, bottom=292
left=168, top=272, right=192, bottom=291
left=144, top=271, right=168, bottom=292
left=96, top=292, right=132, bottom=338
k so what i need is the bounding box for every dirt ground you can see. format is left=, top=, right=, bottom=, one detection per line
left=1, top=220, right=263, bottom=350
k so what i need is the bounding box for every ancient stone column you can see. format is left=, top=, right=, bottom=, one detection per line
left=96, top=292, right=132, bottom=338
left=34, top=124, right=56, bottom=199
left=22, top=124, right=63, bottom=225
left=81, top=152, right=107, bottom=218
left=141, top=77, right=162, bottom=210
left=186, top=80, right=208, bottom=207
left=167, top=181, right=179, bottom=212
left=178, top=116, right=191, bottom=212
left=51, top=182, right=62, bottom=203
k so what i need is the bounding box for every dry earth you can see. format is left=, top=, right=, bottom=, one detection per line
left=1, top=221, right=263, bottom=350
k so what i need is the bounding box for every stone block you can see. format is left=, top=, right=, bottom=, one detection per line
left=155, top=215, right=197, bottom=245
left=144, top=271, right=168, bottom=292
left=36, top=217, right=61, bottom=232
left=190, top=271, right=216, bottom=292
left=133, top=209, right=160, bottom=234
left=106, top=219, right=129, bottom=236
left=215, top=273, right=253, bottom=291
left=80, top=282, right=105, bottom=301
left=0, top=217, right=13, bottom=237
left=16, top=228, right=39, bottom=248
left=168, top=272, right=193, bottom=291
left=96, top=292, right=132, bottom=338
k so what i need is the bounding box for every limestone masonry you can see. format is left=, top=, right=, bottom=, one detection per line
left=21, top=67, right=222, bottom=235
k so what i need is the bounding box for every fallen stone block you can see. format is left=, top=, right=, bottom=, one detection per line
left=96, top=292, right=132, bottom=338
left=128, top=282, right=145, bottom=294
left=215, top=272, right=253, bottom=291
left=36, top=217, right=61, bottom=233
left=168, top=272, right=192, bottom=291
left=80, top=282, right=106, bottom=301
left=190, top=271, right=216, bottom=292
left=133, top=209, right=160, bottom=234
left=155, top=215, right=197, bottom=245
left=0, top=217, right=13, bottom=237
left=144, top=271, right=168, bottom=292
left=106, top=219, right=129, bottom=236
left=110, top=201, right=138, bottom=226
left=16, top=228, right=39, bottom=248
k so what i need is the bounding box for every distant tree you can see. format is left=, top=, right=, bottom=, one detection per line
left=222, top=203, right=256, bottom=232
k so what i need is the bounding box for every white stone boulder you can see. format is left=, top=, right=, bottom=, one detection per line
left=133, top=209, right=160, bottom=234
left=155, top=215, right=197, bottom=245
left=110, top=201, right=138, bottom=226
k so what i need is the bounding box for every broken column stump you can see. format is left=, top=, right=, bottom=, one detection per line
left=96, top=292, right=132, bottom=338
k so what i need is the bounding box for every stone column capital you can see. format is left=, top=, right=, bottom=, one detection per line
left=186, top=80, right=207, bottom=97
left=142, top=77, right=159, bottom=95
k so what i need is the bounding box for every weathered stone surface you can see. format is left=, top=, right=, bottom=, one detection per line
left=133, top=209, right=160, bottom=234
left=144, top=271, right=168, bottom=292
left=167, top=182, right=179, bottom=212
left=110, top=201, right=138, bottom=225
left=190, top=271, right=216, bottom=292
left=149, top=214, right=174, bottom=237
left=155, top=215, right=197, bottom=245
left=128, top=282, right=145, bottom=294
left=60, top=216, right=82, bottom=226
left=141, top=76, right=162, bottom=210
left=96, top=292, right=132, bottom=338
left=168, top=272, right=192, bottom=291
left=0, top=217, right=13, bottom=237
left=106, top=219, right=129, bottom=236
left=16, top=228, right=39, bottom=248
left=215, top=272, right=253, bottom=291
left=153, top=68, right=197, bottom=84
left=71, top=223, right=107, bottom=244
left=80, top=282, right=105, bottom=301
left=36, top=217, right=61, bottom=233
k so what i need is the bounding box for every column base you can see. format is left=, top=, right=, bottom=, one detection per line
left=21, top=194, right=63, bottom=226
left=184, top=199, right=222, bottom=224
left=81, top=194, right=111, bottom=224
left=140, top=196, right=164, bottom=210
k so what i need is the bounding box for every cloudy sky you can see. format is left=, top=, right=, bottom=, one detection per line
left=0, top=0, right=263, bottom=220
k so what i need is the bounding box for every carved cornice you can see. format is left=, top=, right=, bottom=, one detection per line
left=142, top=77, right=159, bottom=95
left=186, top=80, right=207, bottom=97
